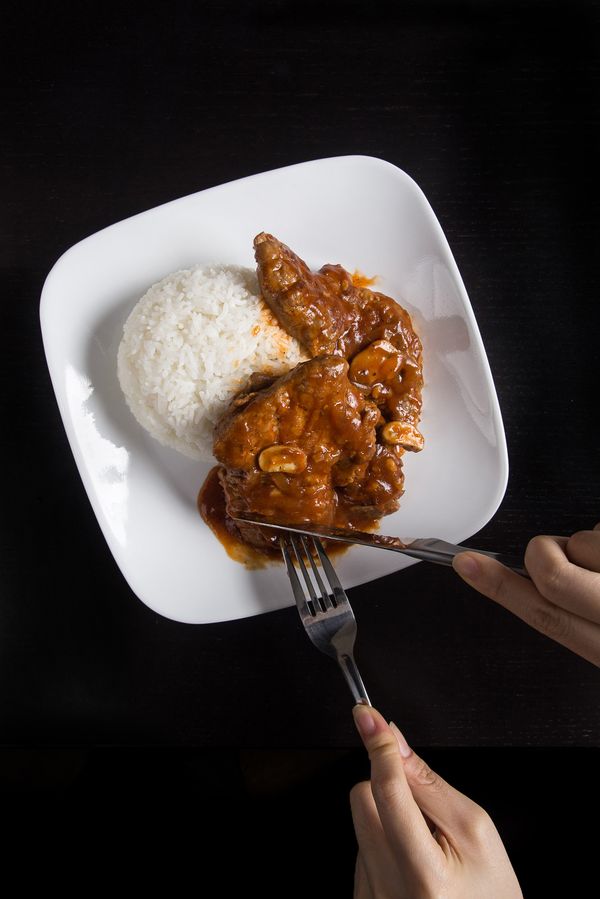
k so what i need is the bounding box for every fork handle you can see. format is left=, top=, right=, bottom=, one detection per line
left=337, top=653, right=371, bottom=706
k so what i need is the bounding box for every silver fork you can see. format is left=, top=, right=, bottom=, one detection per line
left=280, top=534, right=371, bottom=706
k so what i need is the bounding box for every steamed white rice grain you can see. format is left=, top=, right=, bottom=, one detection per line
left=117, top=264, right=307, bottom=460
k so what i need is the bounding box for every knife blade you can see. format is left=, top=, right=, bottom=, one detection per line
left=232, top=513, right=529, bottom=576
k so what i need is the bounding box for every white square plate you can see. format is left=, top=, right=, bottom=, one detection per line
left=40, top=156, right=508, bottom=624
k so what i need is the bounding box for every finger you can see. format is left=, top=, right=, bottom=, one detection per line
left=525, top=536, right=600, bottom=623
left=565, top=529, right=600, bottom=573
left=350, top=783, right=403, bottom=898
left=453, top=552, right=600, bottom=666
left=353, top=851, right=374, bottom=899
left=388, top=722, right=491, bottom=845
left=352, top=705, right=443, bottom=874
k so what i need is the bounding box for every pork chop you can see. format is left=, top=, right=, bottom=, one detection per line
left=213, top=355, right=405, bottom=554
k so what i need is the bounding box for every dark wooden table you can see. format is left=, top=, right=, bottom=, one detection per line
left=2, top=2, right=599, bottom=891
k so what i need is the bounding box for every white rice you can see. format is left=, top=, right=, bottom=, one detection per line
left=117, top=264, right=307, bottom=460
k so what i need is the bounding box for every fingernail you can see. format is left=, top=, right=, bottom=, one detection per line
left=389, top=722, right=412, bottom=758
left=353, top=704, right=377, bottom=739
left=453, top=552, right=480, bottom=581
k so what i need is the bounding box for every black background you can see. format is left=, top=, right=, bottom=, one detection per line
left=2, top=1, right=599, bottom=894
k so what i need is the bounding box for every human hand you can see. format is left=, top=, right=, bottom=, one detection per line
left=452, top=523, right=600, bottom=666
left=350, top=705, right=522, bottom=899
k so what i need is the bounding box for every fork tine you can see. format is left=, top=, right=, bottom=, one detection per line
left=301, top=536, right=334, bottom=609
left=289, top=535, right=326, bottom=613
left=314, top=539, right=350, bottom=607
left=280, top=536, right=313, bottom=621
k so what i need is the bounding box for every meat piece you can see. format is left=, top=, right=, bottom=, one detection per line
left=213, top=356, right=405, bottom=553
left=254, top=232, right=424, bottom=429
left=201, top=234, right=425, bottom=565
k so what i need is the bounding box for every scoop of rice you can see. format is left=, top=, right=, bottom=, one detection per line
left=117, top=264, right=307, bottom=460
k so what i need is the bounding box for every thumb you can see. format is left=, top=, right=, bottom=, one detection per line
left=352, top=705, right=441, bottom=871
left=389, top=722, right=493, bottom=844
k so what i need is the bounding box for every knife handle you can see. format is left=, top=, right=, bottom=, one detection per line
left=404, top=539, right=530, bottom=579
